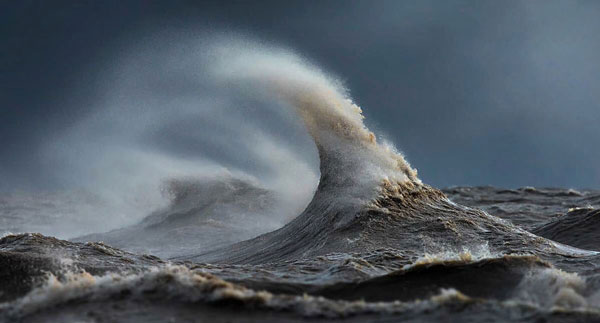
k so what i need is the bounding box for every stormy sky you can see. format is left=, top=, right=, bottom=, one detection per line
left=2, top=0, right=600, bottom=190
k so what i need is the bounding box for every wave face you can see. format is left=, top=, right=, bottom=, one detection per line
left=533, top=208, right=600, bottom=250
left=74, top=175, right=286, bottom=258
left=2, top=36, right=600, bottom=322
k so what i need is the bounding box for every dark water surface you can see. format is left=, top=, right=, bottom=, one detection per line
left=2, top=186, right=600, bottom=322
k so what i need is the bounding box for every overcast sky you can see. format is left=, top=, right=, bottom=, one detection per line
left=2, top=0, right=600, bottom=189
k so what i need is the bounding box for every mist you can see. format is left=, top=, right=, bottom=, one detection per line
left=3, top=1, right=600, bottom=190
left=3, top=33, right=327, bottom=238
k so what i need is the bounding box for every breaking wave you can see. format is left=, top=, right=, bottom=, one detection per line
left=2, top=34, right=600, bottom=322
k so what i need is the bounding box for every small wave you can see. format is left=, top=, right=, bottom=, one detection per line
left=0, top=265, right=471, bottom=320
left=3, top=261, right=599, bottom=322
left=533, top=208, right=600, bottom=251
left=73, top=175, right=287, bottom=258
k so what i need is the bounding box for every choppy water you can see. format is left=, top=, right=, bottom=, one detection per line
left=2, top=186, right=600, bottom=322
left=2, top=37, right=600, bottom=322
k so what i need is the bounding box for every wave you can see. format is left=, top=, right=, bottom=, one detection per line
left=443, top=186, right=600, bottom=230
left=0, top=264, right=481, bottom=321
left=47, top=36, right=580, bottom=264
left=533, top=208, right=600, bottom=251
left=1, top=234, right=597, bottom=322
left=0, top=233, right=163, bottom=303
left=175, top=40, right=572, bottom=265
left=74, top=175, right=286, bottom=257
left=40, top=35, right=588, bottom=269
left=228, top=255, right=551, bottom=302
left=4, top=35, right=600, bottom=322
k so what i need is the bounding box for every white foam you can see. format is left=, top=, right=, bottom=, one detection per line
left=404, top=242, right=496, bottom=269
left=515, top=267, right=588, bottom=310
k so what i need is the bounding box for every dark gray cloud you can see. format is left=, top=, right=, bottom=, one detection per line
left=2, top=0, right=600, bottom=189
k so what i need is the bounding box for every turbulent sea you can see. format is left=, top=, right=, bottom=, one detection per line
left=2, top=37, right=600, bottom=322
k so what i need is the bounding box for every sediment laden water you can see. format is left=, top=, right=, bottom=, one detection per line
left=2, top=38, right=600, bottom=322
